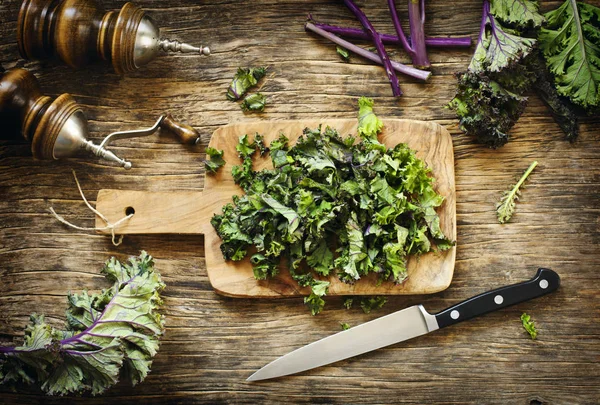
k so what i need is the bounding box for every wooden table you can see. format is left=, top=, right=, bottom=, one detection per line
left=1, top=1, right=599, bottom=403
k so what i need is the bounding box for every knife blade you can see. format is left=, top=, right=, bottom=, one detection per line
left=247, top=268, right=560, bottom=381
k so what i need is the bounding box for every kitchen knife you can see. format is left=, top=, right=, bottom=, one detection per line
left=247, top=268, right=559, bottom=381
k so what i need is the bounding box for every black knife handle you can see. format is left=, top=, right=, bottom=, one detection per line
left=435, top=268, right=560, bottom=329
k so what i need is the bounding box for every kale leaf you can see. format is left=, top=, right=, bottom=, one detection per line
left=450, top=0, right=580, bottom=146
left=449, top=70, right=528, bottom=148
left=538, top=0, right=600, bottom=110
left=241, top=93, right=267, bottom=112
left=521, top=312, right=538, bottom=339
left=359, top=296, right=388, bottom=314
left=204, top=147, right=226, bottom=174
left=212, top=98, right=452, bottom=314
left=489, top=0, right=544, bottom=28
left=336, top=46, right=350, bottom=62
left=0, top=252, right=165, bottom=395
left=226, top=67, right=267, bottom=101
left=469, top=3, right=536, bottom=74
left=449, top=0, right=541, bottom=148
left=496, top=161, right=538, bottom=224
left=357, top=96, right=383, bottom=141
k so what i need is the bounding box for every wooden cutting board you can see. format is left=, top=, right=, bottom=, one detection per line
left=95, top=119, right=456, bottom=298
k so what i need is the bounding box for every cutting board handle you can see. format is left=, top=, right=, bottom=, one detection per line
left=95, top=189, right=211, bottom=234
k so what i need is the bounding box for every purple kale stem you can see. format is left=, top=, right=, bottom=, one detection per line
left=305, top=23, right=431, bottom=81
left=0, top=346, right=17, bottom=354
left=479, top=0, right=490, bottom=45
left=342, top=0, right=402, bottom=97
left=408, top=0, right=430, bottom=69
left=310, top=21, right=472, bottom=47
left=387, top=0, right=414, bottom=56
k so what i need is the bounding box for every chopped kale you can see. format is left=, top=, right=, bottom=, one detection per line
left=204, top=147, right=226, bottom=174
left=336, top=46, right=350, bottom=62
left=241, top=93, right=267, bottom=112
left=212, top=98, right=453, bottom=314
left=226, top=67, right=267, bottom=101
left=521, top=312, right=538, bottom=339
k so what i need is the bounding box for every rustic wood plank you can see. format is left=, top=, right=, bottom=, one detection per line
left=1, top=0, right=599, bottom=404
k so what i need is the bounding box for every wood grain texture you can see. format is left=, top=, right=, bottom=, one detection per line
left=1, top=0, right=599, bottom=404
left=95, top=119, right=457, bottom=298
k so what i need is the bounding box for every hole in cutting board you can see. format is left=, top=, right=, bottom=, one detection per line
left=125, top=206, right=135, bottom=216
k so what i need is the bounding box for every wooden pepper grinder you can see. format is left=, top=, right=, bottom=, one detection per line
left=17, top=0, right=210, bottom=74
left=0, top=68, right=200, bottom=169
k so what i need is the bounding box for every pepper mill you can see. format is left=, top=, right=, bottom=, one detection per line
left=0, top=68, right=200, bottom=169
left=17, top=0, right=210, bottom=74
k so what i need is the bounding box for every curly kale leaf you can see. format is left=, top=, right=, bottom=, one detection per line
left=204, top=147, right=226, bottom=174
left=496, top=161, right=537, bottom=223
left=528, top=53, right=579, bottom=141
left=254, top=134, right=269, bottom=156
left=0, top=252, right=165, bottom=395
left=357, top=96, right=383, bottom=141
left=359, top=296, right=388, bottom=314
left=241, top=93, right=267, bottom=112
left=341, top=296, right=388, bottom=314
left=450, top=0, right=539, bottom=147
left=539, top=0, right=600, bottom=110
left=236, top=134, right=257, bottom=159
left=226, top=67, right=267, bottom=101
left=521, top=312, right=538, bottom=339
left=490, top=0, right=544, bottom=28
left=469, top=1, right=537, bottom=74
left=449, top=70, right=528, bottom=148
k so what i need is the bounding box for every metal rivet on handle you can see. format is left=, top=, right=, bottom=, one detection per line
left=539, top=279, right=549, bottom=289
left=494, top=295, right=504, bottom=305
left=450, top=310, right=460, bottom=320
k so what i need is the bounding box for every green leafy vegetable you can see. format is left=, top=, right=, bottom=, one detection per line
left=0, top=252, right=165, bottom=395
left=241, top=93, right=267, bottom=112
left=449, top=0, right=539, bottom=147
left=236, top=134, right=257, bottom=158
left=496, top=161, right=538, bottom=224
left=539, top=0, right=600, bottom=110
left=521, top=312, right=538, bottom=339
left=357, top=96, right=383, bottom=141
left=450, top=0, right=580, bottom=146
left=340, top=322, right=351, bottom=330
left=359, top=296, right=387, bottom=314
left=226, top=67, right=267, bottom=101
left=336, top=46, right=350, bottom=62
left=529, top=54, right=579, bottom=142
left=212, top=98, right=452, bottom=314
left=342, top=296, right=388, bottom=313
left=490, top=0, right=544, bottom=28
left=204, top=147, right=226, bottom=174
left=449, top=70, right=528, bottom=148
left=469, top=8, right=536, bottom=74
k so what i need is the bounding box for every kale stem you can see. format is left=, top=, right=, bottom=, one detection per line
left=512, top=161, right=538, bottom=196
left=0, top=346, right=17, bottom=354
left=407, top=0, right=430, bottom=69
left=309, top=21, right=472, bottom=47
left=342, top=0, right=403, bottom=96
left=305, top=23, right=431, bottom=81
left=477, top=1, right=490, bottom=51
left=387, top=0, right=414, bottom=56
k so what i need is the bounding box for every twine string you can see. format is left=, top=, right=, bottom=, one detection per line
left=49, top=170, right=133, bottom=246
